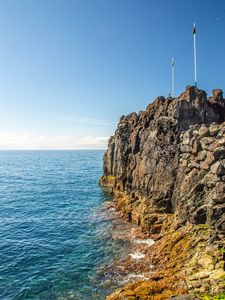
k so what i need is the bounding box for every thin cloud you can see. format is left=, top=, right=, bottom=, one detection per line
left=61, top=117, right=112, bottom=127
left=29, top=113, right=113, bottom=127
left=9, top=112, right=113, bottom=127
left=0, top=132, right=109, bottom=150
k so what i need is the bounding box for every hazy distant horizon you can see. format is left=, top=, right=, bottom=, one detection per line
left=0, top=132, right=108, bottom=150
left=0, top=148, right=106, bottom=151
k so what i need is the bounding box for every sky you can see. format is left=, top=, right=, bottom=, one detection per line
left=0, top=0, right=225, bottom=149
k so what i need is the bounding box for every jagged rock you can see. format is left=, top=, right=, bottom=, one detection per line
left=200, top=137, right=214, bottom=150
left=204, top=172, right=220, bottom=183
left=180, top=145, right=192, bottom=153
left=192, top=140, right=201, bottom=154
left=211, top=161, right=223, bottom=174
left=199, top=126, right=209, bottom=137
left=101, top=86, right=225, bottom=233
left=217, top=160, right=225, bottom=175
left=218, top=137, right=225, bottom=146
left=209, top=124, right=219, bottom=136
left=205, top=152, right=216, bottom=166
left=213, top=147, right=225, bottom=160
left=100, top=87, right=225, bottom=300
left=200, top=161, right=210, bottom=170
left=197, top=150, right=208, bottom=161
left=212, top=183, right=225, bottom=203
left=212, top=89, right=223, bottom=100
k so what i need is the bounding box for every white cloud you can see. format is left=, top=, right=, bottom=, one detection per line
left=0, top=132, right=109, bottom=150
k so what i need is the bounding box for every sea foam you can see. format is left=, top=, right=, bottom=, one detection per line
left=132, top=238, right=155, bottom=246
left=129, top=251, right=146, bottom=259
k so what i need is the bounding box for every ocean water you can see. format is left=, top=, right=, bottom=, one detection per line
left=0, top=150, right=127, bottom=300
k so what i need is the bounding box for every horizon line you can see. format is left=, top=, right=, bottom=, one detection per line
left=0, top=148, right=107, bottom=151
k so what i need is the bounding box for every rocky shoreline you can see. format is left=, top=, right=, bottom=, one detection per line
left=100, top=86, right=225, bottom=300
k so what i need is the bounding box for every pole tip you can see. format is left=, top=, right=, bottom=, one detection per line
left=193, top=22, right=196, bottom=34
left=171, top=57, right=175, bottom=66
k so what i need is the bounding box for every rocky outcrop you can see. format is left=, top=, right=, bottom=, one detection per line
left=100, top=86, right=225, bottom=299
left=173, top=123, right=225, bottom=235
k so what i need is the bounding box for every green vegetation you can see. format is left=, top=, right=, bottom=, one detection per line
left=220, top=274, right=225, bottom=281
left=198, top=224, right=209, bottom=230
left=198, top=291, right=225, bottom=300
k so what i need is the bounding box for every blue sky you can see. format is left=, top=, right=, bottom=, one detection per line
left=0, top=0, right=224, bottom=149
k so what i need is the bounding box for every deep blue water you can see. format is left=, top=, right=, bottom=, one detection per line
left=0, top=151, right=125, bottom=300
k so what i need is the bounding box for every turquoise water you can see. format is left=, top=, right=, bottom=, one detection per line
left=0, top=151, right=126, bottom=300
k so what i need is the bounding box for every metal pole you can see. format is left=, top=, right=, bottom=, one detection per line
left=193, top=23, right=197, bottom=87
left=171, top=58, right=175, bottom=97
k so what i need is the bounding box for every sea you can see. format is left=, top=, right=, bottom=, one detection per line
left=0, top=150, right=130, bottom=300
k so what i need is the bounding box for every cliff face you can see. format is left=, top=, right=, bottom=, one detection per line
left=100, top=86, right=225, bottom=299
left=101, top=86, right=225, bottom=235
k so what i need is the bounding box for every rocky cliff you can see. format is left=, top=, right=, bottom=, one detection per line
left=100, top=86, right=225, bottom=300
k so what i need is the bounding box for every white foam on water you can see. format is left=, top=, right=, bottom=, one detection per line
left=132, top=238, right=155, bottom=246
left=129, top=251, right=146, bottom=259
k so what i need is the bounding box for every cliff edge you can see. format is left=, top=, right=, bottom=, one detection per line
left=100, top=86, right=225, bottom=300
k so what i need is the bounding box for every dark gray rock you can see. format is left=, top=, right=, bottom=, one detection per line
left=101, top=86, right=225, bottom=234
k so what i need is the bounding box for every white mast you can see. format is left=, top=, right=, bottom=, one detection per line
left=193, top=23, right=197, bottom=87
left=171, top=57, right=175, bottom=97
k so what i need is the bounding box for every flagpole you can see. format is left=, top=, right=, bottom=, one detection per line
left=171, top=57, right=175, bottom=97
left=193, top=23, right=197, bottom=87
